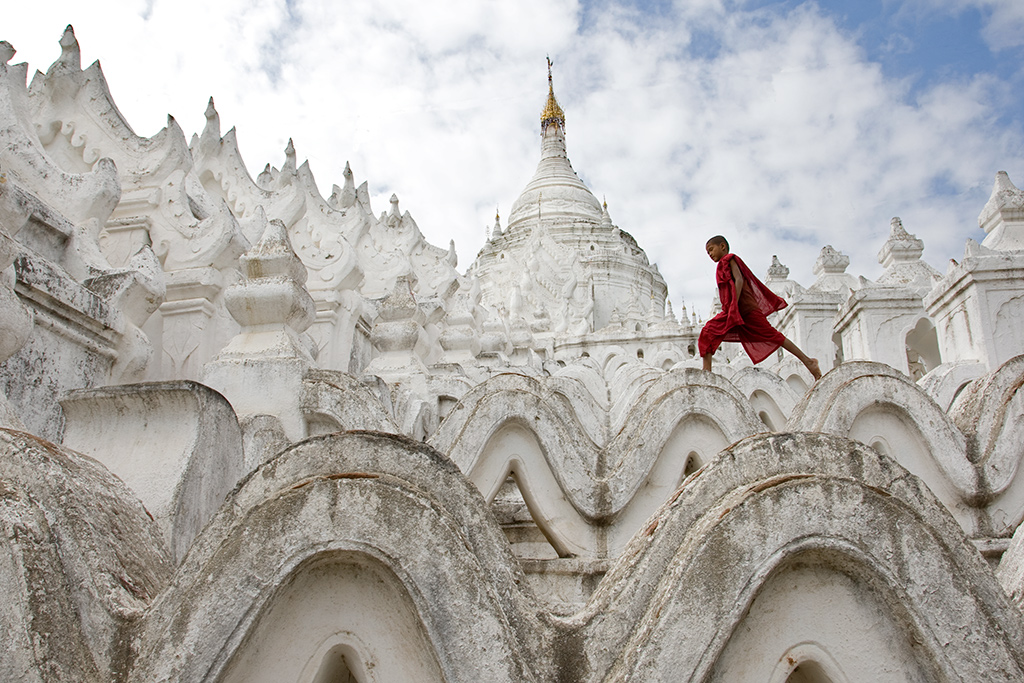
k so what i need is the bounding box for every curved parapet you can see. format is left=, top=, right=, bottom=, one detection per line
left=786, top=360, right=981, bottom=534
left=999, top=517, right=1024, bottom=612
left=0, top=474, right=103, bottom=683
left=919, top=359, right=987, bottom=411
left=605, top=352, right=664, bottom=433
left=548, top=362, right=611, bottom=444
left=429, top=372, right=602, bottom=557
left=766, top=354, right=817, bottom=395
left=430, top=369, right=766, bottom=557
left=569, top=432, right=1024, bottom=681
left=301, top=369, right=399, bottom=435
left=786, top=361, right=904, bottom=427
left=950, top=355, right=1024, bottom=536
left=60, top=381, right=244, bottom=564
left=603, top=369, right=764, bottom=551
left=128, top=431, right=545, bottom=683
left=730, top=365, right=802, bottom=431
left=646, top=344, right=689, bottom=372
left=0, top=428, right=171, bottom=681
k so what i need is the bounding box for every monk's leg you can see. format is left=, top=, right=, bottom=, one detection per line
left=702, top=354, right=713, bottom=372
left=781, top=338, right=821, bottom=380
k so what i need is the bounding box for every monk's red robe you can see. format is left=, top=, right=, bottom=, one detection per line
left=698, top=253, right=787, bottom=364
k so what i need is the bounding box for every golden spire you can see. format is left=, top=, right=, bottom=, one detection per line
left=541, top=55, right=565, bottom=130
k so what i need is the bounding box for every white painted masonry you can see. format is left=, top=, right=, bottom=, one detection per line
left=2, top=27, right=1024, bottom=683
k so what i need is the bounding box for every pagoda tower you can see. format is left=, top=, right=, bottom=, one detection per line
left=469, top=59, right=669, bottom=339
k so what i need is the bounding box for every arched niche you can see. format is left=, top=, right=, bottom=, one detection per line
left=127, top=431, right=539, bottom=683
left=310, top=643, right=364, bottom=683
left=609, top=413, right=729, bottom=552
left=832, top=330, right=844, bottom=369
left=905, top=318, right=941, bottom=381
left=490, top=472, right=561, bottom=561
left=709, top=550, right=937, bottom=682
left=785, top=661, right=834, bottom=683
left=750, top=389, right=786, bottom=432
left=437, top=394, right=459, bottom=422
left=306, top=413, right=342, bottom=437
left=470, top=420, right=593, bottom=558
left=659, top=414, right=729, bottom=478
left=682, top=451, right=702, bottom=481
left=786, top=372, right=810, bottom=395
left=769, top=643, right=848, bottom=683
left=847, top=402, right=966, bottom=530
left=218, top=551, right=444, bottom=683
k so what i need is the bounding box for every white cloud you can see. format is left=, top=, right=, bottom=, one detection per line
left=4, top=0, right=1023, bottom=315
left=556, top=3, right=1020, bottom=311
left=922, top=0, right=1024, bottom=50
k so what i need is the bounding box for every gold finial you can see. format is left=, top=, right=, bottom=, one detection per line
left=541, top=55, right=565, bottom=130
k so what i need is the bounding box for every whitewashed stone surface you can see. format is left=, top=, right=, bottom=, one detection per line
left=0, top=26, right=1023, bottom=682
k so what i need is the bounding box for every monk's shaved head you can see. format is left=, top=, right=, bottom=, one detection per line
left=706, top=235, right=729, bottom=251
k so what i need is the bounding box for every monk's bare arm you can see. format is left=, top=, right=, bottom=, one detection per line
left=730, top=259, right=744, bottom=299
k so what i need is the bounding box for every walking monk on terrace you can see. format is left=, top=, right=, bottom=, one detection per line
left=698, top=235, right=822, bottom=381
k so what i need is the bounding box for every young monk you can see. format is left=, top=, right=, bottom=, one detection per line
left=698, top=235, right=821, bottom=380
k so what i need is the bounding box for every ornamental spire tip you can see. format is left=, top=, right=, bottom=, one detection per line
left=541, top=56, right=565, bottom=131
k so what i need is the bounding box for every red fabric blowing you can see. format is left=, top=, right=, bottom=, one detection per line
left=698, top=253, right=788, bottom=364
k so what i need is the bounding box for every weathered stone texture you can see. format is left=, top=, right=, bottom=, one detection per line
left=1, top=25, right=1024, bottom=683
left=0, top=428, right=171, bottom=681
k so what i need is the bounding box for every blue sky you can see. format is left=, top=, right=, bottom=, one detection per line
left=825, top=1, right=1005, bottom=84
left=6, top=0, right=1024, bottom=313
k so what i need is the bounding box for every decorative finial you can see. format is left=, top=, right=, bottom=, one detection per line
left=491, top=206, right=503, bottom=240
left=541, top=56, right=565, bottom=131
left=199, top=97, right=221, bottom=150
left=0, top=41, right=15, bottom=66
left=58, top=25, right=81, bottom=71
left=766, top=255, right=789, bottom=281
left=336, top=161, right=356, bottom=210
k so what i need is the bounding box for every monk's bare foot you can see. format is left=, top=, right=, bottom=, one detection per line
left=807, top=358, right=821, bottom=381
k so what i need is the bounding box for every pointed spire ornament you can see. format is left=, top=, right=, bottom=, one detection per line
left=257, top=163, right=274, bottom=190
left=199, top=97, right=220, bottom=151
left=447, top=240, right=458, bottom=268
left=541, top=56, right=565, bottom=131
left=766, top=255, right=790, bottom=282
left=0, top=41, right=14, bottom=65
left=340, top=161, right=356, bottom=209
left=58, top=25, right=81, bottom=71
left=281, top=138, right=297, bottom=176
left=491, top=206, right=503, bottom=239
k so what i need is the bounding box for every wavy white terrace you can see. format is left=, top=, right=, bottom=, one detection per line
left=2, top=26, right=1024, bottom=683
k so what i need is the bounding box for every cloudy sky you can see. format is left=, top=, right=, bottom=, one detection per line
left=6, top=0, right=1024, bottom=314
